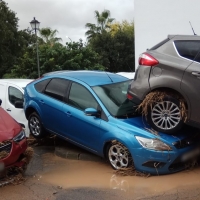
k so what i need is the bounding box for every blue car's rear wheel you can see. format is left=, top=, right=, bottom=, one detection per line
left=28, top=112, right=45, bottom=138
left=107, top=143, right=132, bottom=170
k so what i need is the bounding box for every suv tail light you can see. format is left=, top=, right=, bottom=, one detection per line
left=139, top=53, right=159, bottom=66
left=127, top=93, right=133, bottom=100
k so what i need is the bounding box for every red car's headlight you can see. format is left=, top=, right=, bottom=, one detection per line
left=13, top=130, right=26, bottom=143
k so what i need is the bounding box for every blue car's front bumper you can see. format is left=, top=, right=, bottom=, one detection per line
left=130, top=144, right=200, bottom=175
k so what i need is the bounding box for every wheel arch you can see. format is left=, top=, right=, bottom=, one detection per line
left=25, top=100, right=43, bottom=120
left=25, top=106, right=37, bottom=120
left=149, top=87, right=190, bottom=112
left=103, top=138, right=133, bottom=159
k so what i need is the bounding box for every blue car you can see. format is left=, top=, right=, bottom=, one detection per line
left=24, top=71, right=200, bottom=174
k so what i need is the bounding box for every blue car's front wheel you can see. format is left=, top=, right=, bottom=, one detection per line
left=107, top=142, right=133, bottom=170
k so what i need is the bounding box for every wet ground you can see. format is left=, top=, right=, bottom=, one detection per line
left=1, top=141, right=200, bottom=199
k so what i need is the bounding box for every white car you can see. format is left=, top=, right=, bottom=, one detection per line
left=116, top=72, right=135, bottom=79
left=0, top=79, right=33, bottom=137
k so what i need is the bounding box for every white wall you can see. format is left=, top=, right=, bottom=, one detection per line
left=134, top=0, right=200, bottom=69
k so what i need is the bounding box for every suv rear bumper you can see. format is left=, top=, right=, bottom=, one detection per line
left=127, top=92, right=142, bottom=105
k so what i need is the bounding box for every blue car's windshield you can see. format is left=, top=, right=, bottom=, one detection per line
left=92, top=81, right=137, bottom=118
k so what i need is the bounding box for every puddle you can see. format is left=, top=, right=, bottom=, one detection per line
left=39, top=155, right=200, bottom=197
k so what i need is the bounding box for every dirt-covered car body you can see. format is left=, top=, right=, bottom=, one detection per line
left=0, top=106, right=27, bottom=170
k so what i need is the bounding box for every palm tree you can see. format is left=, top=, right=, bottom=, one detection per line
left=39, top=27, right=62, bottom=46
left=85, top=9, right=115, bottom=41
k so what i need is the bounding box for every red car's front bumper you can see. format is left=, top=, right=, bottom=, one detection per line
left=1, top=138, right=28, bottom=169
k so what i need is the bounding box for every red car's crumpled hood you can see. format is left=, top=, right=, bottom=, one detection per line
left=0, top=107, right=21, bottom=141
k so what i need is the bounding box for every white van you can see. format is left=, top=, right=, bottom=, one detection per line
left=0, top=79, right=33, bottom=137
left=116, top=72, right=135, bottom=79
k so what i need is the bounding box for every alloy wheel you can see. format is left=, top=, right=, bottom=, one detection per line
left=108, top=144, right=129, bottom=169
left=151, top=101, right=181, bottom=130
left=29, top=116, right=41, bottom=136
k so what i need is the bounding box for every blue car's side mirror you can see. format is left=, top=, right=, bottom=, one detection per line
left=84, top=108, right=100, bottom=117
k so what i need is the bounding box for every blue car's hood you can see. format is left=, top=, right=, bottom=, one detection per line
left=114, top=116, right=195, bottom=144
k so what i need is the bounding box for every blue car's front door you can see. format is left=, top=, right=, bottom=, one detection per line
left=60, top=82, right=105, bottom=152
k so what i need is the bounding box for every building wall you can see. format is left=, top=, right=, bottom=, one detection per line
left=134, top=0, right=200, bottom=69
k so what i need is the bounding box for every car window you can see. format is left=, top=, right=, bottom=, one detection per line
left=194, top=52, right=200, bottom=63
left=68, top=82, right=98, bottom=111
left=34, top=79, right=51, bottom=92
left=44, top=78, right=69, bottom=101
left=8, top=86, right=23, bottom=105
left=92, top=80, right=137, bottom=117
left=174, top=40, right=200, bottom=60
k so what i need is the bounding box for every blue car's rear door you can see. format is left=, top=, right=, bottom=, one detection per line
left=39, top=78, right=70, bottom=133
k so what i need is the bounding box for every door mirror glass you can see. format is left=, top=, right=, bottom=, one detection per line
left=14, top=101, right=24, bottom=109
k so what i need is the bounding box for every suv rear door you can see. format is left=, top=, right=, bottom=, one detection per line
left=181, top=50, right=200, bottom=124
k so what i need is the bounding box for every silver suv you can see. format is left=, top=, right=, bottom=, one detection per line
left=128, top=35, right=200, bottom=134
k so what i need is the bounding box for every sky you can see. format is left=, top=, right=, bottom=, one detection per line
left=134, top=0, right=200, bottom=67
left=5, top=0, right=134, bottom=44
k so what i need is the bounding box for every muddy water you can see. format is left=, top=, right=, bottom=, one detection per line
left=40, top=155, right=200, bottom=197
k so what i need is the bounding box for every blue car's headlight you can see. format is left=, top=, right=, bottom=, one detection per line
left=135, top=136, right=172, bottom=151
left=13, top=130, right=26, bottom=143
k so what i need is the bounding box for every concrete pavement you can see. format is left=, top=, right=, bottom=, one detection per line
left=54, top=139, right=104, bottom=162
left=32, top=136, right=104, bottom=163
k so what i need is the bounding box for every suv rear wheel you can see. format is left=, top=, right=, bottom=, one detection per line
left=147, top=96, right=184, bottom=134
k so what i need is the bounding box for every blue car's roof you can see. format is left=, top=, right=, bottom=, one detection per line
left=43, top=70, right=129, bottom=86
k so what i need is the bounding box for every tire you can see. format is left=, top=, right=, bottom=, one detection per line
left=28, top=112, right=45, bottom=138
left=147, top=96, right=184, bottom=134
left=106, top=142, right=133, bottom=170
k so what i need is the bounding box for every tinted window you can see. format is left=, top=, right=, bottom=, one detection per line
left=68, top=83, right=98, bottom=111
left=174, top=40, right=200, bottom=60
left=8, top=87, right=23, bottom=105
left=44, top=79, right=69, bottom=101
left=194, top=52, right=200, bottom=63
left=34, top=79, right=51, bottom=92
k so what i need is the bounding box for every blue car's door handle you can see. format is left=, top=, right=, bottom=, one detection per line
left=66, top=111, right=72, bottom=117
left=39, top=100, right=44, bottom=104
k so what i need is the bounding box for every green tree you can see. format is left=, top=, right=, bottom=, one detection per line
left=5, top=37, right=104, bottom=78
left=62, top=39, right=104, bottom=71
left=0, top=0, right=20, bottom=77
left=110, top=20, right=134, bottom=37
left=85, top=9, right=114, bottom=40
left=86, top=14, right=135, bottom=72
left=39, top=27, right=62, bottom=45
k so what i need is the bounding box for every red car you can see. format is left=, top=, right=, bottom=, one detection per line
left=0, top=105, right=27, bottom=172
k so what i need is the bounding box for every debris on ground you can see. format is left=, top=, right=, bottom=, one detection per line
left=115, top=166, right=151, bottom=177
left=27, top=134, right=56, bottom=146
left=0, top=147, right=34, bottom=187
left=21, top=147, right=34, bottom=165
